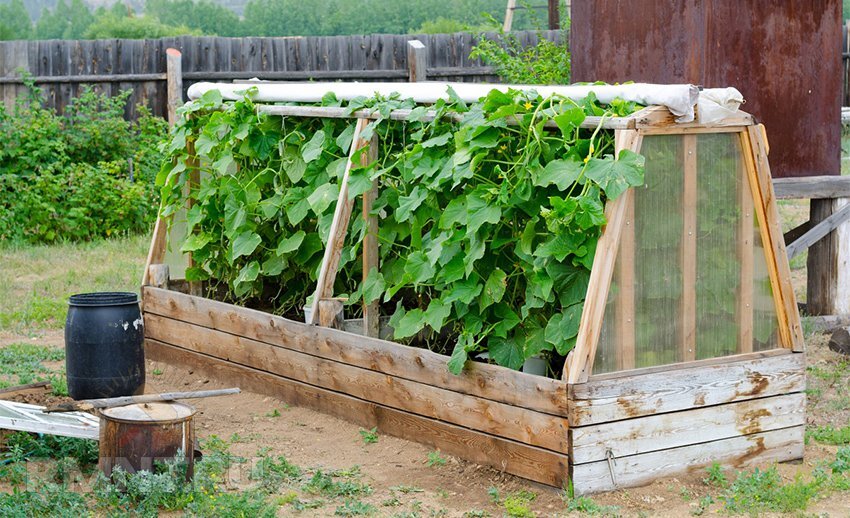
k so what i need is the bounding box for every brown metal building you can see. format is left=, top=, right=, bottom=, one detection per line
left=570, top=0, right=841, bottom=179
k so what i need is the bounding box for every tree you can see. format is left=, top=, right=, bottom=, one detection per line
left=34, top=0, right=95, bottom=40
left=84, top=14, right=199, bottom=39
left=0, top=0, right=33, bottom=41
left=146, top=0, right=243, bottom=36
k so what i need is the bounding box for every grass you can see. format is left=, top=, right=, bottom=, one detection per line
left=0, top=234, right=150, bottom=333
left=0, top=342, right=67, bottom=395
left=807, top=424, right=850, bottom=445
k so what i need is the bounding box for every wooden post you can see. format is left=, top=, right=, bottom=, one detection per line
left=149, top=264, right=170, bottom=290
left=807, top=198, right=838, bottom=316
left=681, top=134, right=698, bottom=362
left=738, top=158, right=754, bottom=353
left=565, top=130, right=643, bottom=383
left=166, top=48, right=183, bottom=127
left=307, top=118, right=370, bottom=325
left=407, top=40, right=427, bottom=82
left=186, top=137, right=202, bottom=297
left=318, top=298, right=345, bottom=330
left=503, top=0, right=517, bottom=32
left=616, top=195, right=635, bottom=371
left=836, top=198, right=850, bottom=316
left=547, top=0, right=560, bottom=30
left=361, top=134, right=381, bottom=338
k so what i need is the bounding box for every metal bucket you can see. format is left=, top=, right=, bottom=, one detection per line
left=98, top=402, right=196, bottom=480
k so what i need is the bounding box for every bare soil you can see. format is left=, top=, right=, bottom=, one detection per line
left=2, top=326, right=850, bottom=516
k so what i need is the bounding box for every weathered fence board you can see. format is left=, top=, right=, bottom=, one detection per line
left=0, top=30, right=562, bottom=119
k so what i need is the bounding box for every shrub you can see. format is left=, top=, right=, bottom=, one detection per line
left=469, top=20, right=570, bottom=85
left=0, top=80, right=167, bottom=243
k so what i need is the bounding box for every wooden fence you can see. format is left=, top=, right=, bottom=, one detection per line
left=0, top=30, right=560, bottom=119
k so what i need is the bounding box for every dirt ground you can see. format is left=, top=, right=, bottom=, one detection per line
left=2, top=327, right=848, bottom=517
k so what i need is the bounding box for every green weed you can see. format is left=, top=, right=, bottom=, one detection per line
left=426, top=451, right=446, bottom=467
left=265, top=408, right=281, bottom=417
left=563, top=495, right=621, bottom=516
left=359, top=427, right=379, bottom=444
left=807, top=423, right=850, bottom=445
left=702, top=462, right=729, bottom=488
left=250, top=452, right=301, bottom=492
left=303, top=469, right=372, bottom=498
left=716, top=466, right=819, bottom=515
left=335, top=499, right=376, bottom=516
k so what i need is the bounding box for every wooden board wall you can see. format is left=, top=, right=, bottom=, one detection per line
left=568, top=351, right=806, bottom=494
left=142, top=287, right=569, bottom=487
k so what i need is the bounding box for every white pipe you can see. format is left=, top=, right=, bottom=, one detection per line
left=188, top=81, right=707, bottom=122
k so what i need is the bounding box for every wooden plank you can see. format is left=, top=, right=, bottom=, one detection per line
left=836, top=198, right=850, bottom=315
left=739, top=157, right=755, bottom=353
left=745, top=127, right=805, bottom=350
left=681, top=134, right=697, bottom=362
left=407, top=40, right=427, bottom=82
left=570, top=392, right=806, bottom=464
left=141, top=217, right=168, bottom=288
left=772, top=175, right=850, bottom=200
left=361, top=133, right=380, bottom=338
left=145, top=338, right=569, bottom=488
left=317, top=298, right=345, bottom=330
left=568, top=350, right=805, bottom=427
left=307, top=118, right=369, bottom=325
left=807, top=198, right=838, bottom=316
left=166, top=49, right=183, bottom=126
left=616, top=192, right=635, bottom=371
left=0, top=381, right=52, bottom=399
left=565, top=130, right=642, bottom=383
left=145, top=313, right=568, bottom=452
left=787, top=202, right=850, bottom=260
left=142, top=287, right=567, bottom=416
left=570, top=425, right=804, bottom=495
left=632, top=105, right=755, bottom=130
left=257, top=104, right=636, bottom=130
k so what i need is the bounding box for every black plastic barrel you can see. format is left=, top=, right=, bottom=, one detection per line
left=65, top=292, right=145, bottom=400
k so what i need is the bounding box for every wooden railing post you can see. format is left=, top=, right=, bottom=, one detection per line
left=166, top=48, right=183, bottom=127
left=407, top=40, right=427, bottom=82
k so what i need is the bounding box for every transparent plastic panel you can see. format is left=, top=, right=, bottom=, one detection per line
left=593, top=132, right=781, bottom=375
left=163, top=206, right=188, bottom=280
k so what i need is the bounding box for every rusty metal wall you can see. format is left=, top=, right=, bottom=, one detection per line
left=571, top=0, right=842, bottom=178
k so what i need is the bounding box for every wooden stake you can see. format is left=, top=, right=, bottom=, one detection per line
left=318, top=298, right=345, bottom=330
left=407, top=40, right=427, bottom=82
left=565, top=130, right=643, bottom=383
left=166, top=48, right=183, bottom=127
left=45, top=388, right=241, bottom=413
left=361, top=133, right=381, bottom=338
left=307, top=118, right=370, bottom=325
left=616, top=194, right=636, bottom=371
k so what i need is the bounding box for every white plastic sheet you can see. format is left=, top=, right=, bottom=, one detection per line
left=187, top=81, right=714, bottom=122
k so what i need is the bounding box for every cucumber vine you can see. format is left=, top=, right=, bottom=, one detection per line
left=158, top=86, right=645, bottom=374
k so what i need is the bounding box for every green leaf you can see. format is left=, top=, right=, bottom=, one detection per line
left=534, top=232, right=586, bottom=262
left=480, top=268, right=507, bottom=309
left=335, top=124, right=355, bottom=153
left=519, top=219, right=536, bottom=256
left=492, top=303, right=521, bottom=337
left=584, top=149, right=645, bottom=200
left=444, top=277, right=482, bottom=304
left=393, top=308, right=426, bottom=339
left=234, top=260, right=260, bottom=285
left=404, top=251, right=435, bottom=284
left=421, top=132, right=451, bottom=148
left=307, top=183, right=339, bottom=215
left=347, top=167, right=374, bottom=200
left=282, top=145, right=307, bottom=183
left=181, top=232, right=212, bottom=253
left=362, top=267, right=386, bottom=303
left=262, top=254, right=287, bottom=276
left=213, top=153, right=236, bottom=175
left=489, top=337, right=524, bottom=371
left=553, top=108, right=586, bottom=137
left=464, top=235, right=485, bottom=277
left=423, top=298, right=451, bottom=332
left=276, top=231, right=306, bottom=256
left=466, top=193, right=500, bottom=235
left=230, top=231, right=262, bottom=261
left=396, top=186, right=428, bottom=223
left=533, top=158, right=583, bottom=190
left=544, top=303, right=583, bottom=354
left=439, top=197, right=467, bottom=229
left=301, top=130, right=326, bottom=163
left=447, top=338, right=469, bottom=375
left=576, top=195, right=606, bottom=229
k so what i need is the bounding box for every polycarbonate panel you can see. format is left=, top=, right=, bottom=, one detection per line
left=593, top=132, right=781, bottom=375
left=163, top=207, right=188, bottom=280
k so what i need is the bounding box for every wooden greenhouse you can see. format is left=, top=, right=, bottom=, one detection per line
left=141, top=82, right=805, bottom=494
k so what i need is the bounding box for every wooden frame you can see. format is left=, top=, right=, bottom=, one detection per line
left=141, top=96, right=805, bottom=495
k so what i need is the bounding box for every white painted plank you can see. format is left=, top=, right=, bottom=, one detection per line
left=568, top=352, right=805, bottom=426
left=571, top=425, right=805, bottom=495
left=570, top=393, right=806, bottom=464
left=0, top=401, right=98, bottom=440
